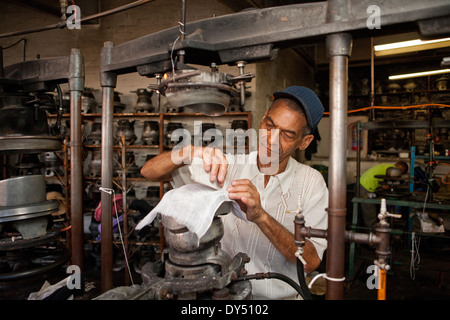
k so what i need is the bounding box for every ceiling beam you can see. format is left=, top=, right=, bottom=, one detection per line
left=218, top=0, right=328, bottom=12
left=100, top=0, right=450, bottom=77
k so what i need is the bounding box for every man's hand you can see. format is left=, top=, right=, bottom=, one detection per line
left=227, top=179, right=265, bottom=223
left=192, top=146, right=228, bottom=187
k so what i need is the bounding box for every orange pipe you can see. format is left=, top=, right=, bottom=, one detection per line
left=323, top=103, right=450, bottom=115
left=61, top=225, right=72, bottom=232
left=378, top=269, right=387, bottom=300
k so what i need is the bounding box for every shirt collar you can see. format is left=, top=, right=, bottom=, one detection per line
left=247, top=151, right=296, bottom=195
left=246, top=151, right=260, bottom=180
left=274, top=156, right=297, bottom=195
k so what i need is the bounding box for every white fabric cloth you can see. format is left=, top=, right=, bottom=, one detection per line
left=172, top=151, right=328, bottom=300
left=28, top=277, right=74, bottom=300
left=135, top=182, right=247, bottom=242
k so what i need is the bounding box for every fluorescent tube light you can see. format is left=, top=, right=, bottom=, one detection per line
left=389, top=68, right=450, bottom=80
left=374, top=37, right=450, bottom=56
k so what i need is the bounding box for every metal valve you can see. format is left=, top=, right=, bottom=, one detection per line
left=374, top=198, right=399, bottom=271
left=374, top=258, right=391, bottom=271
left=60, top=0, right=69, bottom=21
left=378, top=198, right=402, bottom=224
left=293, top=204, right=307, bottom=265
left=236, top=61, right=247, bottom=106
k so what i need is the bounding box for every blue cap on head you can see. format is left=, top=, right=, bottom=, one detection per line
left=273, top=86, right=324, bottom=131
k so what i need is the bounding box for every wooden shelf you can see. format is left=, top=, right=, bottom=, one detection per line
left=49, top=109, right=252, bottom=256
left=84, top=144, right=159, bottom=149
left=48, top=111, right=251, bottom=118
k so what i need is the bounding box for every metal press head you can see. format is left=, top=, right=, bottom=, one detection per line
left=149, top=64, right=254, bottom=116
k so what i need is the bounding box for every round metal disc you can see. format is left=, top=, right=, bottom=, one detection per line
left=0, top=200, right=59, bottom=223
left=0, top=136, right=61, bottom=154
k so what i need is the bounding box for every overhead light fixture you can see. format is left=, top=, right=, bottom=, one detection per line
left=389, top=68, right=450, bottom=80
left=374, top=37, right=450, bottom=56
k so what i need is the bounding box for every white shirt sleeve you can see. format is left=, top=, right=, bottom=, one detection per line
left=171, top=164, right=193, bottom=188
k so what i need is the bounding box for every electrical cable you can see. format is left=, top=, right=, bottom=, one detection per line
left=441, top=171, right=450, bottom=185
left=422, top=184, right=430, bottom=215
left=410, top=232, right=421, bottom=280
left=410, top=182, right=429, bottom=280
left=113, top=195, right=134, bottom=285
left=99, top=187, right=134, bottom=285
left=1, top=37, right=26, bottom=61
left=169, top=20, right=186, bottom=78
left=170, top=35, right=180, bottom=77
left=409, top=181, right=429, bottom=280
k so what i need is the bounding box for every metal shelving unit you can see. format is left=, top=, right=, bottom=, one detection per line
left=49, top=110, right=252, bottom=284
left=349, top=119, right=450, bottom=278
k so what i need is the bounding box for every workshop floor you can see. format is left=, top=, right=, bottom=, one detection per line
left=343, top=234, right=450, bottom=300
left=9, top=234, right=448, bottom=301
left=77, top=236, right=450, bottom=301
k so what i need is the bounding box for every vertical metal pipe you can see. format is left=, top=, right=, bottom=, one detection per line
left=178, top=0, right=186, bottom=64
left=69, top=48, right=85, bottom=270
left=356, top=121, right=361, bottom=197
left=180, top=0, right=186, bottom=42
left=325, top=32, right=352, bottom=300
left=0, top=46, right=4, bottom=78
left=63, top=138, right=72, bottom=251
left=236, top=61, right=247, bottom=106
left=155, top=73, right=162, bottom=113
left=100, top=41, right=117, bottom=292
left=100, top=85, right=114, bottom=292
left=370, top=37, right=375, bottom=121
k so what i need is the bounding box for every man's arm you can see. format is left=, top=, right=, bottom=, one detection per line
left=227, top=179, right=321, bottom=273
left=140, top=148, right=185, bottom=182
left=140, top=145, right=229, bottom=186
left=252, top=211, right=321, bottom=273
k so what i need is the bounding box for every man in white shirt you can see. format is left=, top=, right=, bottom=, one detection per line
left=141, top=86, right=328, bottom=299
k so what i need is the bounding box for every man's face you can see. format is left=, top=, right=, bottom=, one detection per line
left=258, top=99, right=314, bottom=172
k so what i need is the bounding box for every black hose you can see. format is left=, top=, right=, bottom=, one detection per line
left=296, top=259, right=313, bottom=300
left=236, top=268, right=312, bottom=300
left=55, top=84, right=63, bottom=133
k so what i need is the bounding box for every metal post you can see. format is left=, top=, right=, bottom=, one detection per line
left=325, top=32, right=352, bottom=300
left=370, top=37, right=375, bottom=121
left=69, top=48, right=85, bottom=270
left=0, top=46, right=4, bottom=78
left=236, top=61, right=247, bottom=106
left=155, top=73, right=162, bottom=113
left=100, top=41, right=117, bottom=292
left=349, top=121, right=361, bottom=278
left=178, top=0, right=186, bottom=64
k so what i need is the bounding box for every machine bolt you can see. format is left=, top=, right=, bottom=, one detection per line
left=159, top=288, right=169, bottom=300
